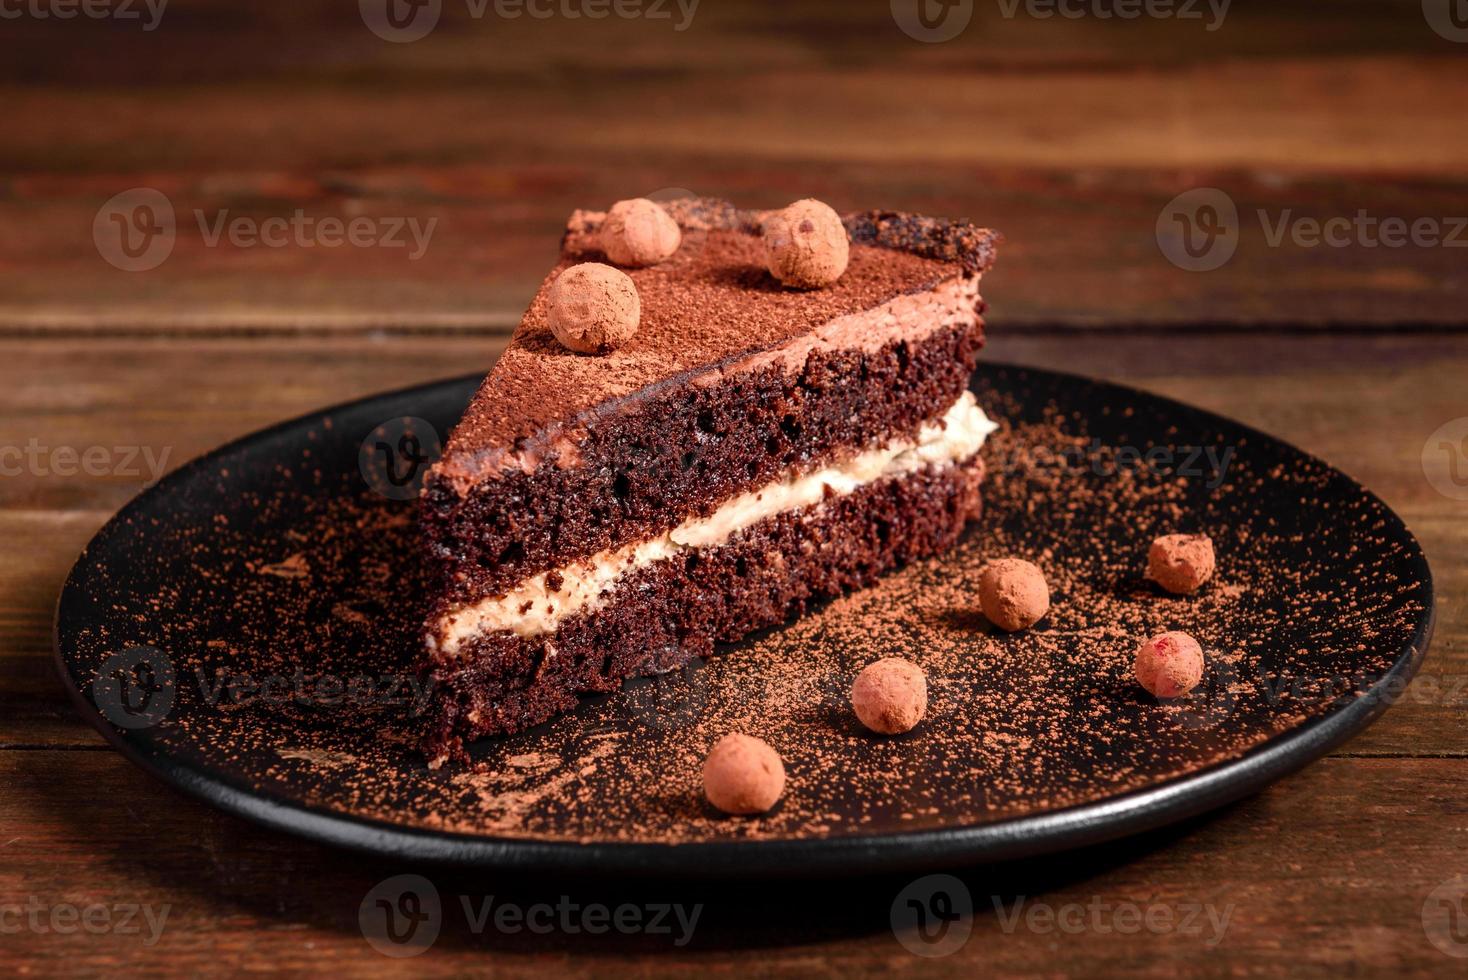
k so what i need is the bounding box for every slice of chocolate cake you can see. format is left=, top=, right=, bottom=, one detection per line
left=419, top=197, right=1000, bottom=765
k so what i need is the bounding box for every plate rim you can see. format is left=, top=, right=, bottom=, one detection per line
left=52, top=363, right=1437, bottom=877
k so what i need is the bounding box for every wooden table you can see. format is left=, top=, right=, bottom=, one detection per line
left=3, top=2, right=1466, bottom=975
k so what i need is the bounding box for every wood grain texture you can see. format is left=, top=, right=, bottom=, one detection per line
left=3, top=751, right=1466, bottom=975
left=2, top=1, right=1467, bottom=329
left=4, top=1, right=1467, bottom=972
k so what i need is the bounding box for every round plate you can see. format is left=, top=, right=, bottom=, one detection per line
left=54, top=365, right=1434, bottom=877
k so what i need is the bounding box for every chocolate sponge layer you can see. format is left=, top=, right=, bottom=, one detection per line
left=422, top=458, right=983, bottom=765
left=420, top=318, right=983, bottom=609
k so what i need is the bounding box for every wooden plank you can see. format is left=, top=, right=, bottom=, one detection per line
left=2, top=4, right=1467, bottom=330
left=3, top=2, right=1463, bottom=177
left=3, top=333, right=1464, bottom=756
left=2, top=0, right=1453, bottom=89
left=6, top=164, right=1468, bottom=332
left=1, top=751, right=1464, bottom=974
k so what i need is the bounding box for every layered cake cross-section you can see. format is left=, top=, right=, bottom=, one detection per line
left=418, top=197, right=1000, bottom=765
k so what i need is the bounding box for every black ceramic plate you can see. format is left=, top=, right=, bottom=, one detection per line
left=54, top=365, right=1433, bottom=877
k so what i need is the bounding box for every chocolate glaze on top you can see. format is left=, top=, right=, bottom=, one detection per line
left=432, top=198, right=1000, bottom=486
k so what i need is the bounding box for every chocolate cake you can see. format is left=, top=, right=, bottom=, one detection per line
left=418, top=197, right=1000, bottom=765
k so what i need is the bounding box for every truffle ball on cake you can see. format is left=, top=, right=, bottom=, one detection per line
left=600, top=198, right=682, bottom=268
left=762, top=198, right=850, bottom=289
left=546, top=262, right=640, bottom=354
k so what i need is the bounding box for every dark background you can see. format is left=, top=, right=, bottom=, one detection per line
left=3, top=1, right=1467, bottom=975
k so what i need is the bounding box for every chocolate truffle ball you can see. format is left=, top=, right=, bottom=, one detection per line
left=762, top=198, right=850, bottom=289
left=702, top=733, right=785, bottom=815
left=1134, top=631, right=1205, bottom=699
left=851, top=658, right=928, bottom=734
left=1147, top=533, right=1216, bottom=595
left=978, top=558, right=1051, bottom=632
left=546, top=262, right=640, bottom=354
left=600, top=198, right=681, bottom=268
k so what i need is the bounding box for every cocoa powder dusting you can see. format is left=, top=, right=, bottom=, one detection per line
left=63, top=370, right=1429, bottom=850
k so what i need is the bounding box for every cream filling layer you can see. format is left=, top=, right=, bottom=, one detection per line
left=430, top=392, right=997, bottom=655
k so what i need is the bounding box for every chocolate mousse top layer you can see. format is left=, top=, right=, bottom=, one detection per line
left=435, top=198, right=1000, bottom=484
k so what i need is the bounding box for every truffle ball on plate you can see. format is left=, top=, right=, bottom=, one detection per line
left=851, top=657, right=928, bottom=734
left=702, top=733, right=785, bottom=815
left=1147, top=533, right=1216, bottom=595
left=762, top=198, right=850, bottom=289
left=546, top=262, right=640, bottom=354
left=1134, top=630, right=1205, bottom=699
left=978, top=558, right=1051, bottom=632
